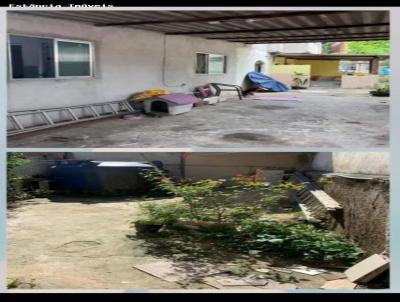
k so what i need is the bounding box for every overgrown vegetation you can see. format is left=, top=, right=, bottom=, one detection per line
left=220, top=220, right=364, bottom=264
left=7, top=153, right=54, bottom=203
left=347, top=40, right=389, bottom=55
left=7, top=153, right=31, bottom=202
left=135, top=171, right=364, bottom=265
left=140, top=169, right=178, bottom=197
left=322, top=40, right=390, bottom=64
left=322, top=40, right=390, bottom=55
left=370, top=76, right=390, bottom=97
left=138, top=172, right=302, bottom=224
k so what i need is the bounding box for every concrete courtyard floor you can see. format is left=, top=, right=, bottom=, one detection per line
left=8, top=88, right=389, bottom=148
left=7, top=197, right=347, bottom=291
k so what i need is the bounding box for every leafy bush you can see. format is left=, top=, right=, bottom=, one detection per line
left=137, top=200, right=190, bottom=225
left=199, top=222, right=363, bottom=264
left=222, top=220, right=364, bottom=264
left=135, top=175, right=364, bottom=265
left=137, top=174, right=303, bottom=224
left=370, top=76, right=390, bottom=96
left=370, top=87, right=389, bottom=97
left=7, top=153, right=31, bottom=202
left=140, top=169, right=178, bottom=197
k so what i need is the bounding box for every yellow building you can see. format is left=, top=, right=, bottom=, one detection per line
left=271, top=53, right=387, bottom=80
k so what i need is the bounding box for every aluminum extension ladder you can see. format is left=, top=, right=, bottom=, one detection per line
left=7, top=100, right=135, bottom=136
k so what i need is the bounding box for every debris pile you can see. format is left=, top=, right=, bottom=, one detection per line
left=132, top=253, right=389, bottom=290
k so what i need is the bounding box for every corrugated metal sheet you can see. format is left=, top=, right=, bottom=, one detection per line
left=11, top=10, right=389, bottom=44
left=273, top=53, right=389, bottom=60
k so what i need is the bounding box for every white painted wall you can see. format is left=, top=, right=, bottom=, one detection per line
left=235, top=44, right=269, bottom=87
left=312, top=152, right=389, bottom=175
left=184, top=152, right=312, bottom=180
left=7, top=13, right=249, bottom=111
left=7, top=13, right=324, bottom=112
left=266, top=43, right=322, bottom=55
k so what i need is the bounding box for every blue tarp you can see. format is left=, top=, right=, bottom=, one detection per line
left=246, top=72, right=289, bottom=92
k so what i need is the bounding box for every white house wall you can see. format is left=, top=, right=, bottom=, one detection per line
left=266, top=42, right=322, bottom=55
left=235, top=44, right=269, bottom=87
left=183, top=152, right=313, bottom=180
left=7, top=13, right=258, bottom=112
left=312, top=152, right=389, bottom=175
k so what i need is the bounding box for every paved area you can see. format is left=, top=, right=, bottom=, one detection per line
left=7, top=197, right=344, bottom=290
left=8, top=89, right=389, bottom=148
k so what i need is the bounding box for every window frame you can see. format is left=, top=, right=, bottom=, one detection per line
left=7, top=33, right=95, bottom=80
left=195, top=52, right=227, bottom=75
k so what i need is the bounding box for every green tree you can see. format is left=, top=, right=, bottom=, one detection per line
left=347, top=40, right=390, bottom=55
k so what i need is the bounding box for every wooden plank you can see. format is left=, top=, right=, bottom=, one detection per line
left=321, top=278, right=357, bottom=289
left=345, top=254, right=389, bottom=283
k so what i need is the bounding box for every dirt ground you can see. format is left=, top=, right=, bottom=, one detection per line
left=7, top=197, right=349, bottom=290
left=8, top=88, right=389, bottom=148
